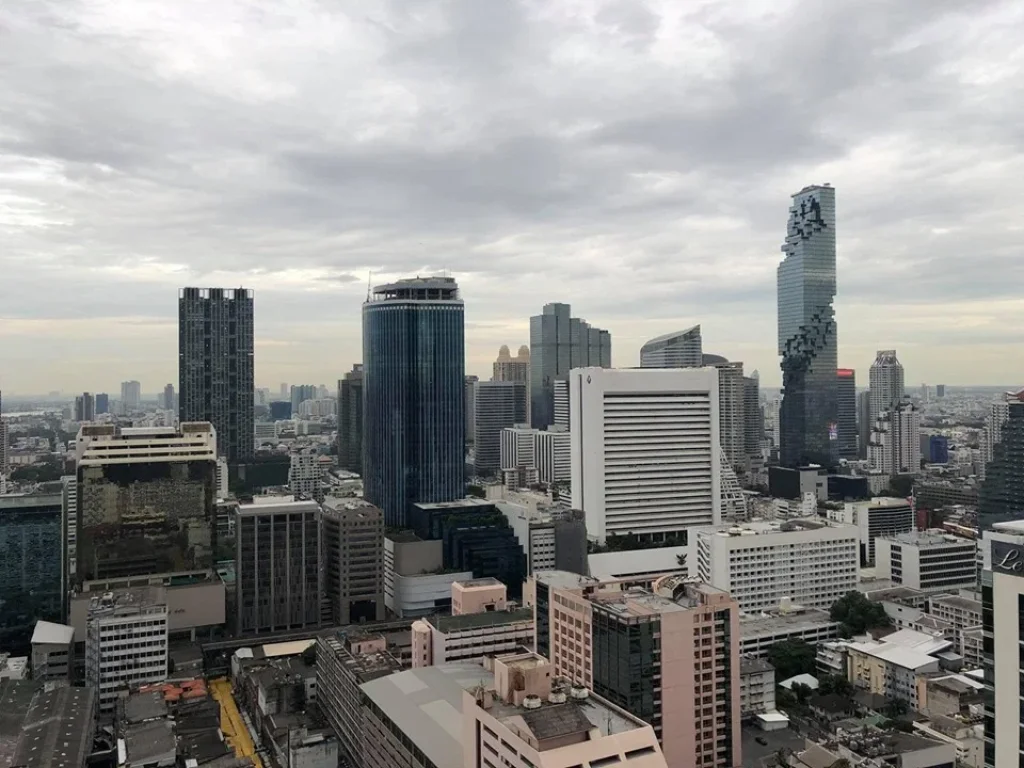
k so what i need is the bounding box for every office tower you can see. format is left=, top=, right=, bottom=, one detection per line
left=500, top=424, right=536, bottom=471
left=337, top=364, right=364, bottom=475
left=534, top=428, right=571, bottom=484
left=982, top=522, right=1024, bottom=767
left=936, top=384, right=946, bottom=398
left=979, top=390, right=1024, bottom=532
left=61, top=475, right=78, bottom=598
left=704, top=357, right=746, bottom=470
left=867, top=399, right=921, bottom=476
left=695, top=519, right=859, bottom=611
left=529, top=573, right=741, bottom=768
left=856, top=389, right=871, bottom=459
left=235, top=499, right=322, bottom=634
left=31, top=620, right=75, bottom=681
left=85, top=587, right=168, bottom=712
left=322, top=498, right=385, bottom=625
left=290, top=384, right=316, bottom=415
left=0, top=493, right=63, bottom=645
left=828, top=497, right=915, bottom=565
left=493, top=344, right=530, bottom=382
left=743, top=371, right=763, bottom=462
left=120, top=380, right=142, bottom=410
left=411, top=579, right=534, bottom=667
left=570, top=367, right=720, bottom=543
left=529, top=302, right=611, bottom=428
left=74, top=422, right=217, bottom=585
left=868, top=349, right=904, bottom=426
left=639, top=324, right=703, bottom=368
left=288, top=448, right=327, bottom=501
left=269, top=400, right=292, bottom=420
left=279, top=382, right=288, bottom=399
left=162, top=383, right=175, bottom=411
left=0, top=392, right=7, bottom=475
left=473, top=381, right=527, bottom=476
left=464, top=375, right=478, bottom=446
left=920, top=383, right=930, bottom=402
left=408, top=499, right=527, bottom=597
left=178, top=287, right=255, bottom=463
left=94, top=392, right=109, bottom=415
left=73, top=392, right=95, bottom=422
left=835, top=368, right=858, bottom=459
left=552, top=378, right=569, bottom=428
left=874, top=530, right=977, bottom=592
left=363, top=277, right=465, bottom=527
left=980, top=399, right=1011, bottom=479
left=777, top=184, right=838, bottom=467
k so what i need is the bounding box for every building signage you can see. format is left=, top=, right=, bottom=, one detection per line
left=992, top=541, right=1024, bottom=577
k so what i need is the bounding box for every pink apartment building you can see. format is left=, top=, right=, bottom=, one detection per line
left=527, top=571, right=742, bottom=768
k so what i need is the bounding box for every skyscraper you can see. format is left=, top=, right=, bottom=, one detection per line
left=473, top=381, right=528, bottom=476
left=0, top=391, right=7, bottom=475
left=639, top=325, right=703, bottom=368
left=836, top=369, right=858, bottom=459
left=178, top=287, right=255, bottom=462
left=867, top=399, right=921, bottom=476
left=979, top=389, right=1024, bottom=532
left=464, top=375, right=479, bottom=446
left=571, top=367, right=721, bottom=543
left=777, top=184, right=838, bottom=467
left=162, top=383, right=175, bottom=412
left=73, top=392, right=95, bottom=422
left=94, top=393, right=109, bottom=415
left=493, top=344, right=530, bottom=383
left=857, top=390, right=872, bottom=459
left=363, top=277, right=465, bottom=527
left=337, top=364, right=364, bottom=475
left=290, top=384, right=316, bottom=415
left=120, top=380, right=142, bottom=410
left=869, top=350, right=905, bottom=428
left=743, top=372, right=763, bottom=464
left=529, top=302, right=610, bottom=429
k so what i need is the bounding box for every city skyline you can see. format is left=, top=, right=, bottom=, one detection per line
left=3, top=3, right=1024, bottom=393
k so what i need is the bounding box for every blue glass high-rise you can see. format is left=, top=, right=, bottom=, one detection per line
left=362, top=277, right=465, bottom=527
left=777, top=184, right=838, bottom=467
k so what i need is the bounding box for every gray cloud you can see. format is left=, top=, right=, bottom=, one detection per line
left=1, top=0, right=1023, bottom=392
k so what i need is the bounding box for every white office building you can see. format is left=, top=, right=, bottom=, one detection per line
left=979, top=399, right=1010, bottom=479
left=500, top=425, right=537, bottom=470
left=693, top=519, right=859, bottom=612
left=875, top=530, right=978, bottom=593
left=552, top=379, right=569, bottom=429
left=826, top=496, right=915, bottom=565
left=61, top=474, right=78, bottom=591
left=85, top=587, right=169, bottom=712
left=571, top=367, right=720, bottom=543
left=534, top=427, right=570, bottom=484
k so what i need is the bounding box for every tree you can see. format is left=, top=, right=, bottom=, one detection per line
left=817, top=674, right=853, bottom=696
left=766, top=639, right=817, bottom=681
left=885, top=474, right=915, bottom=498
left=791, top=682, right=813, bottom=705
left=466, top=484, right=486, bottom=499
left=830, top=592, right=892, bottom=637
left=883, top=698, right=909, bottom=718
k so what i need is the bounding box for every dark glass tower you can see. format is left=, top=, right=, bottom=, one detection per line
left=777, top=184, right=838, bottom=467
left=179, top=287, right=255, bottom=462
left=978, top=390, right=1024, bottom=532
left=836, top=369, right=858, bottom=459
left=529, top=302, right=611, bottom=429
left=362, top=277, right=465, bottom=526
left=337, top=364, right=364, bottom=475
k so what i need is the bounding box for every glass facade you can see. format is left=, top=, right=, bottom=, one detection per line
left=979, top=397, right=1024, bottom=532
left=592, top=609, right=661, bottom=735
left=530, top=302, right=611, bottom=429
left=0, top=494, right=63, bottom=651
left=363, top=278, right=465, bottom=527
left=836, top=369, right=858, bottom=459
left=777, top=185, right=838, bottom=467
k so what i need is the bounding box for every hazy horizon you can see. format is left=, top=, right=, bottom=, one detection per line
left=2, top=1, right=1023, bottom=393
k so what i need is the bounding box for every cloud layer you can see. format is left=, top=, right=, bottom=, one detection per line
left=2, top=0, right=1023, bottom=393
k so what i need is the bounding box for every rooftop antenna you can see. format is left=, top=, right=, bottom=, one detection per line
left=366, top=271, right=372, bottom=301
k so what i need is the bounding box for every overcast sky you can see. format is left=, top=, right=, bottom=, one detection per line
left=2, top=0, right=1023, bottom=395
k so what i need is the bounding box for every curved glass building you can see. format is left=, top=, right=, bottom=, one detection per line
left=639, top=325, right=703, bottom=368
left=777, top=184, right=838, bottom=468
left=362, top=277, right=465, bottom=526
